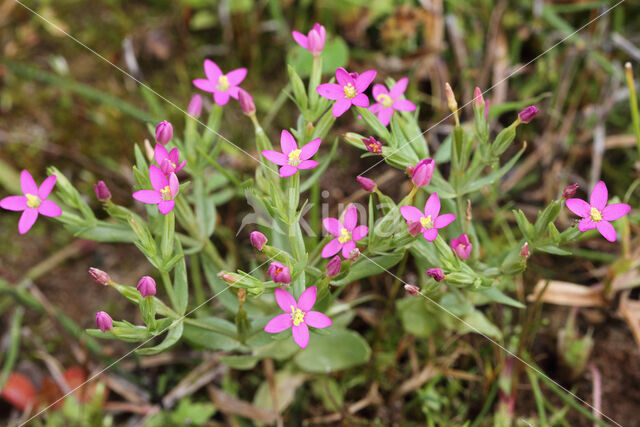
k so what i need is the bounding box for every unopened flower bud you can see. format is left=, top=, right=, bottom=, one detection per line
left=473, top=86, right=485, bottom=107
left=89, top=267, right=111, bottom=286
left=411, top=159, right=435, bottom=188
left=520, top=242, right=530, bottom=259
left=408, top=221, right=423, bottom=236
left=188, top=94, right=203, bottom=117
left=518, top=106, right=539, bottom=124
left=404, top=284, right=420, bottom=295
left=137, top=276, right=157, bottom=297
left=445, top=82, right=458, bottom=112
left=357, top=176, right=376, bottom=192
left=95, top=311, right=113, bottom=332
left=562, top=183, right=578, bottom=199
left=218, top=272, right=239, bottom=284
left=250, top=231, right=267, bottom=251
left=94, top=181, right=111, bottom=202
left=348, top=248, right=360, bottom=261
left=155, top=120, right=173, bottom=145
left=238, top=89, right=256, bottom=115
left=426, top=268, right=445, bottom=282
left=326, top=255, right=341, bottom=277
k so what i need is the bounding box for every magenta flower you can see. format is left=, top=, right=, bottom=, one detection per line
left=89, top=267, right=111, bottom=286
left=426, top=268, right=445, bottom=282
left=473, top=86, right=485, bottom=107
left=188, top=94, right=203, bottom=117
left=404, top=284, right=420, bottom=295
left=451, top=234, right=472, bottom=259
left=356, top=176, right=376, bottom=192
left=264, top=286, right=332, bottom=349
left=261, top=130, right=321, bottom=178
left=369, top=78, right=416, bottom=126
left=155, top=120, right=173, bottom=145
left=292, top=23, right=326, bottom=56
left=94, top=181, right=111, bottom=201
left=132, top=165, right=180, bottom=214
left=238, top=88, right=255, bottom=115
left=154, top=144, right=186, bottom=175
left=400, top=193, right=455, bottom=242
left=362, top=136, right=382, bottom=154
left=565, top=181, right=630, bottom=242
left=317, top=67, right=376, bottom=117
left=95, top=311, right=113, bottom=333
left=250, top=231, right=267, bottom=251
left=193, top=59, right=247, bottom=106
left=411, top=159, right=435, bottom=188
left=0, top=170, right=62, bottom=234
left=518, top=105, right=539, bottom=123
left=267, top=262, right=291, bottom=284
left=137, top=276, right=157, bottom=297
left=322, top=205, right=369, bottom=258
left=562, top=183, right=579, bottom=199
left=326, top=255, right=342, bottom=277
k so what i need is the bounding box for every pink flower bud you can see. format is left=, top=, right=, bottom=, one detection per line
left=562, top=183, right=578, bottom=199
left=473, top=86, right=485, bottom=107
left=404, top=284, right=420, bottom=295
left=95, top=311, right=113, bottom=332
left=444, top=82, right=457, bottom=112
left=411, top=159, right=435, bottom=188
left=362, top=136, right=382, bottom=154
left=188, top=94, right=203, bottom=117
left=250, top=231, right=267, bottom=251
left=218, top=272, right=239, bottom=284
left=348, top=248, right=360, bottom=261
left=451, top=234, right=472, bottom=259
left=518, top=106, right=539, bottom=124
left=326, top=255, right=341, bottom=277
left=520, top=242, right=530, bottom=259
left=137, top=276, right=157, bottom=297
left=238, top=89, right=256, bottom=115
left=267, top=262, right=291, bottom=284
left=94, top=181, right=111, bottom=202
left=155, top=120, right=173, bottom=145
left=89, top=267, right=111, bottom=286
left=408, top=221, right=423, bottom=236
left=405, top=165, right=414, bottom=176
left=357, top=176, right=376, bottom=192
left=426, top=268, right=445, bottom=282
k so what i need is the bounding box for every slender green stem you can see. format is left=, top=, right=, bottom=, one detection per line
left=625, top=63, right=640, bottom=158
left=0, top=307, right=23, bottom=389
left=526, top=367, right=548, bottom=426
left=161, top=210, right=175, bottom=262
left=161, top=271, right=178, bottom=310
left=309, top=55, right=323, bottom=111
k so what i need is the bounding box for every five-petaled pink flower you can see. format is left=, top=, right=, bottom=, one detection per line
left=193, top=59, right=247, bottom=106
left=317, top=67, right=376, bottom=117
left=400, top=193, right=455, bottom=242
left=292, top=23, right=326, bottom=56
left=132, top=165, right=180, bottom=214
left=322, top=205, right=369, bottom=258
left=565, top=181, right=630, bottom=242
left=451, top=234, right=472, bottom=259
left=369, top=78, right=416, bottom=126
left=261, top=130, right=321, bottom=178
left=154, top=144, right=186, bottom=175
left=264, top=286, right=332, bottom=349
left=0, top=170, right=62, bottom=234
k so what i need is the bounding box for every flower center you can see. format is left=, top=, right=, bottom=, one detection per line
left=590, top=207, right=602, bottom=222
left=377, top=94, right=393, bottom=108
left=217, top=75, right=230, bottom=91
left=26, top=193, right=41, bottom=208
left=343, top=83, right=356, bottom=99
left=288, top=149, right=302, bottom=167
left=290, top=306, right=305, bottom=326
left=369, top=142, right=381, bottom=153
left=420, top=216, right=433, bottom=229
left=338, top=228, right=352, bottom=244
left=160, top=186, right=172, bottom=201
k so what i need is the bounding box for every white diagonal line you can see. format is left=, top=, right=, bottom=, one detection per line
left=358, top=0, right=625, bottom=178
left=358, top=252, right=621, bottom=427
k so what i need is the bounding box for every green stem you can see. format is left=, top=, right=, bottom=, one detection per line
left=0, top=307, right=23, bottom=389
left=526, top=367, right=548, bottom=426
left=287, top=174, right=306, bottom=297
left=625, top=63, right=640, bottom=158
left=308, top=55, right=323, bottom=111
left=161, top=271, right=178, bottom=310
left=183, top=317, right=238, bottom=339
left=161, top=210, right=175, bottom=262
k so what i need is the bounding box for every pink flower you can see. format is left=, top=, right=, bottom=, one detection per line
left=132, top=165, right=180, bottom=214
left=193, top=59, right=247, bottom=106
left=89, top=267, right=111, bottom=286
left=369, top=78, right=416, bottom=126
left=473, top=86, right=485, bottom=107
left=94, top=180, right=111, bottom=201
left=154, top=144, right=186, bottom=174
left=451, top=234, right=472, bottom=259
left=155, top=120, right=173, bottom=145
left=518, top=105, right=539, bottom=123
left=292, top=23, right=326, bottom=56
left=250, top=231, right=267, bottom=251
left=322, top=205, right=369, bottom=258
left=261, top=130, right=321, bottom=178
left=326, top=255, right=341, bottom=277
left=400, top=193, right=456, bottom=242
left=95, top=311, right=113, bottom=333
left=317, top=67, right=376, bottom=117
left=356, top=176, right=376, bottom=192
left=411, top=159, right=435, bottom=188
left=562, top=183, right=579, bottom=199
left=0, top=170, right=62, bottom=234
left=137, top=276, right=157, bottom=297
left=264, top=286, right=332, bottom=349
left=362, top=136, right=382, bottom=154
left=404, top=284, right=420, bottom=295
left=426, top=268, right=445, bottom=282
left=267, top=262, right=291, bottom=284
left=188, top=94, right=203, bottom=117
left=238, top=88, right=255, bottom=115
left=565, top=181, right=630, bottom=242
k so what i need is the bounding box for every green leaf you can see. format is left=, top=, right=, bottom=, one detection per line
left=459, top=310, right=502, bottom=339
left=475, top=288, right=525, bottom=309
left=183, top=319, right=241, bottom=351
left=254, top=371, right=307, bottom=413
left=461, top=143, right=526, bottom=195
left=397, top=297, right=437, bottom=337
left=331, top=251, right=404, bottom=286
left=537, top=245, right=572, bottom=256
left=294, top=328, right=371, bottom=373
left=173, top=255, right=189, bottom=314
left=136, top=321, right=183, bottom=355
left=220, top=355, right=260, bottom=370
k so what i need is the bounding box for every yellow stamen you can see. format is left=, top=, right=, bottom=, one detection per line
left=290, top=305, right=305, bottom=326
left=377, top=93, right=393, bottom=108
left=288, top=149, right=302, bottom=166
left=26, top=193, right=41, bottom=208
left=338, top=228, right=352, bottom=244
left=217, top=75, right=230, bottom=91
left=590, top=207, right=602, bottom=222
left=160, top=186, right=172, bottom=201
left=369, top=143, right=380, bottom=153
left=420, top=216, right=432, bottom=229
left=343, top=83, right=356, bottom=99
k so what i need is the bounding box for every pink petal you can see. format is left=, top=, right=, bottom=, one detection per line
left=351, top=93, right=369, bottom=108
left=596, top=221, right=616, bottom=242
left=0, top=195, right=27, bottom=211
left=389, top=77, right=408, bottom=98
left=377, top=107, right=393, bottom=126
left=261, top=150, right=287, bottom=166
left=226, top=68, right=247, bottom=85
left=38, top=175, right=57, bottom=199
left=601, top=203, right=630, bottom=221
left=423, top=228, right=438, bottom=242
left=154, top=144, right=169, bottom=165
left=297, top=286, right=317, bottom=311
left=300, top=138, right=321, bottom=160
left=342, top=205, right=358, bottom=230
left=228, top=86, right=240, bottom=99
left=279, top=165, right=298, bottom=178
left=133, top=190, right=162, bottom=204
left=332, top=99, right=352, bottom=117
left=565, top=198, right=590, bottom=217
left=203, top=59, right=222, bottom=82
left=168, top=148, right=180, bottom=163
left=369, top=103, right=381, bottom=114
left=169, top=173, right=180, bottom=197
left=434, top=213, right=456, bottom=229
left=158, top=200, right=175, bottom=214
left=578, top=217, right=596, bottom=232
left=38, top=200, right=61, bottom=217
left=321, top=238, right=342, bottom=258
left=372, top=84, right=388, bottom=100
left=590, top=181, right=608, bottom=211
left=400, top=206, right=423, bottom=223
left=149, top=165, right=168, bottom=191
left=18, top=208, right=38, bottom=234
left=275, top=287, right=297, bottom=312
left=176, top=160, right=187, bottom=172
left=280, top=130, right=298, bottom=154
left=335, top=67, right=354, bottom=87
left=214, top=90, right=230, bottom=106
left=292, top=323, right=309, bottom=348
left=297, top=160, right=318, bottom=170
left=352, top=225, right=368, bottom=241
left=323, top=218, right=342, bottom=236
left=424, top=193, right=441, bottom=217
left=304, top=311, right=332, bottom=329
left=341, top=240, right=356, bottom=258
left=193, top=78, right=215, bottom=92
left=355, top=70, right=376, bottom=92
left=316, top=83, right=344, bottom=100
left=393, top=99, right=416, bottom=112
left=292, top=31, right=308, bottom=49
left=264, top=313, right=293, bottom=333
left=20, top=170, right=38, bottom=195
